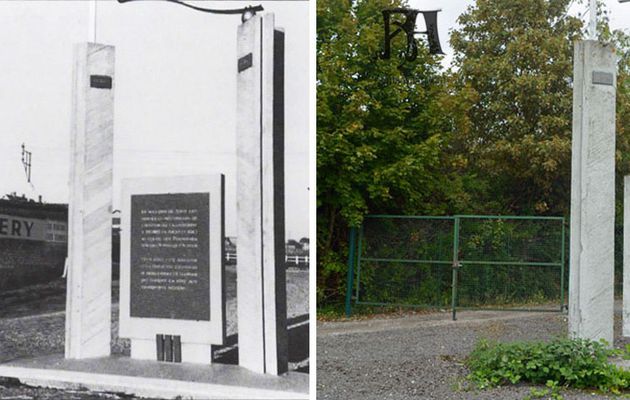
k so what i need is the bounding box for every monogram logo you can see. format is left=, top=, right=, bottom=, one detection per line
left=381, top=8, right=444, bottom=62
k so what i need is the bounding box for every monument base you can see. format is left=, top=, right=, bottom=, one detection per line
left=0, top=355, right=308, bottom=399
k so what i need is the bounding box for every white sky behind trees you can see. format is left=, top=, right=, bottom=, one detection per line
left=409, top=0, right=630, bottom=67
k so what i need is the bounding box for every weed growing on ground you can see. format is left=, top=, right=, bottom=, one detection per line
left=466, top=338, right=630, bottom=395
left=524, top=381, right=564, bottom=400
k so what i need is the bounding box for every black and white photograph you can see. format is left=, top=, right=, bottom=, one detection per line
left=0, top=1, right=311, bottom=399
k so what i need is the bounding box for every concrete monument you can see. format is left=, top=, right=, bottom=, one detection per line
left=0, top=5, right=307, bottom=398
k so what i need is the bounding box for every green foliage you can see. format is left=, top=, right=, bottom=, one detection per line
left=467, top=339, right=630, bottom=395
left=317, top=0, right=630, bottom=309
left=317, top=302, right=425, bottom=321
left=317, top=0, right=463, bottom=304
left=524, top=380, right=564, bottom=400
left=448, top=0, right=582, bottom=215
left=356, top=216, right=564, bottom=308
left=606, top=13, right=630, bottom=299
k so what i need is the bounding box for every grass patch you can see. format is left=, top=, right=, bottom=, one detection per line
left=466, top=338, right=630, bottom=397
left=317, top=302, right=440, bottom=321
left=317, top=299, right=561, bottom=322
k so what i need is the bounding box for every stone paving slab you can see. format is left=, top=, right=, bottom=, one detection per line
left=0, top=354, right=308, bottom=399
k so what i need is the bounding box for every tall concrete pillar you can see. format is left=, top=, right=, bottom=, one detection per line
left=65, top=43, right=115, bottom=358
left=624, top=176, right=630, bottom=337
left=569, top=40, right=616, bottom=344
left=622, top=175, right=630, bottom=337
left=236, top=13, right=288, bottom=375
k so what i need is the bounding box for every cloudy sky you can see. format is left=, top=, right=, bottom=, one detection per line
left=0, top=0, right=309, bottom=239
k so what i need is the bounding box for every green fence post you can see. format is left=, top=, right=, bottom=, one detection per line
left=345, top=227, right=357, bottom=317
left=560, top=218, right=566, bottom=312
left=355, top=225, right=364, bottom=301
left=451, top=217, right=460, bottom=321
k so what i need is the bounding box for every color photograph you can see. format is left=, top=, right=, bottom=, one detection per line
left=317, top=0, right=630, bottom=399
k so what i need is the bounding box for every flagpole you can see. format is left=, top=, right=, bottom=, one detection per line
left=589, top=0, right=597, bottom=40
left=88, top=0, right=97, bottom=43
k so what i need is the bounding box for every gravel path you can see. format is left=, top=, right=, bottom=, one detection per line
left=317, top=304, right=630, bottom=399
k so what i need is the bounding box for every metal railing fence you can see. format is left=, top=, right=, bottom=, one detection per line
left=345, top=214, right=566, bottom=319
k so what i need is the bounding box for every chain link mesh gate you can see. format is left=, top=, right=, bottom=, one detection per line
left=345, top=215, right=566, bottom=319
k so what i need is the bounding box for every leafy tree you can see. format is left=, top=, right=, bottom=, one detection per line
left=317, top=0, right=463, bottom=303
left=316, top=0, right=630, bottom=309
left=448, top=0, right=583, bottom=215
left=448, top=0, right=630, bottom=295
left=596, top=4, right=630, bottom=291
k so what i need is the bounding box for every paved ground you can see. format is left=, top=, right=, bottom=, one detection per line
left=317, top=303, right=630, bottom=399
left=0, top=268, right=309, bottom=399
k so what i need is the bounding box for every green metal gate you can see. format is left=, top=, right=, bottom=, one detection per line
left=345, top=215, right=566, bottom=319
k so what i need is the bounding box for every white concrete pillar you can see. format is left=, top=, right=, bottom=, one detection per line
left=624, top=176, right=630, bottom=337
left=236, top=13, right=288, bottom=375
left=65, top=43, right=115, bottom=358
left=569, top=40, right=617, bottom=344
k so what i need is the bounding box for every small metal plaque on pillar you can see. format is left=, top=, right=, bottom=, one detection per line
left=90, top=74, right=113, bottom=89
left=238, top=53, right=253, bottom=72
left=592, top=71, right=614, bottom=86
left=119, top=174, right=226, bottom=364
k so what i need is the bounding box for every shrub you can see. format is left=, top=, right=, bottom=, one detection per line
left=466, top=338, right=630, bottom=394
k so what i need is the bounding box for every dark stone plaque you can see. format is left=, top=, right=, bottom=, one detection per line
left=90, top=75, right=113, bottom=89
left=592, top=71, right=614, bottom=86
left=130, top=192, right=210, bottom=321
left=238, top=53, right=253, bottom=72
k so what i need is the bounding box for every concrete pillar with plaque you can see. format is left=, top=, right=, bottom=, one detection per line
left=236, top=13, right=288, bottom=375
left=65, top=42, right=115, bottom=359
left=568, top=40, right=617, bottom=344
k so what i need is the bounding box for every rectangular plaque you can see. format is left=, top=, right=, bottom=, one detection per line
left=130, top=192, right=210, bottom=321
left=90, top=74, right=112, bottom=89
left=238, top=53, right=253, bottom=73
left=592, top=71, right=614, bottom=86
